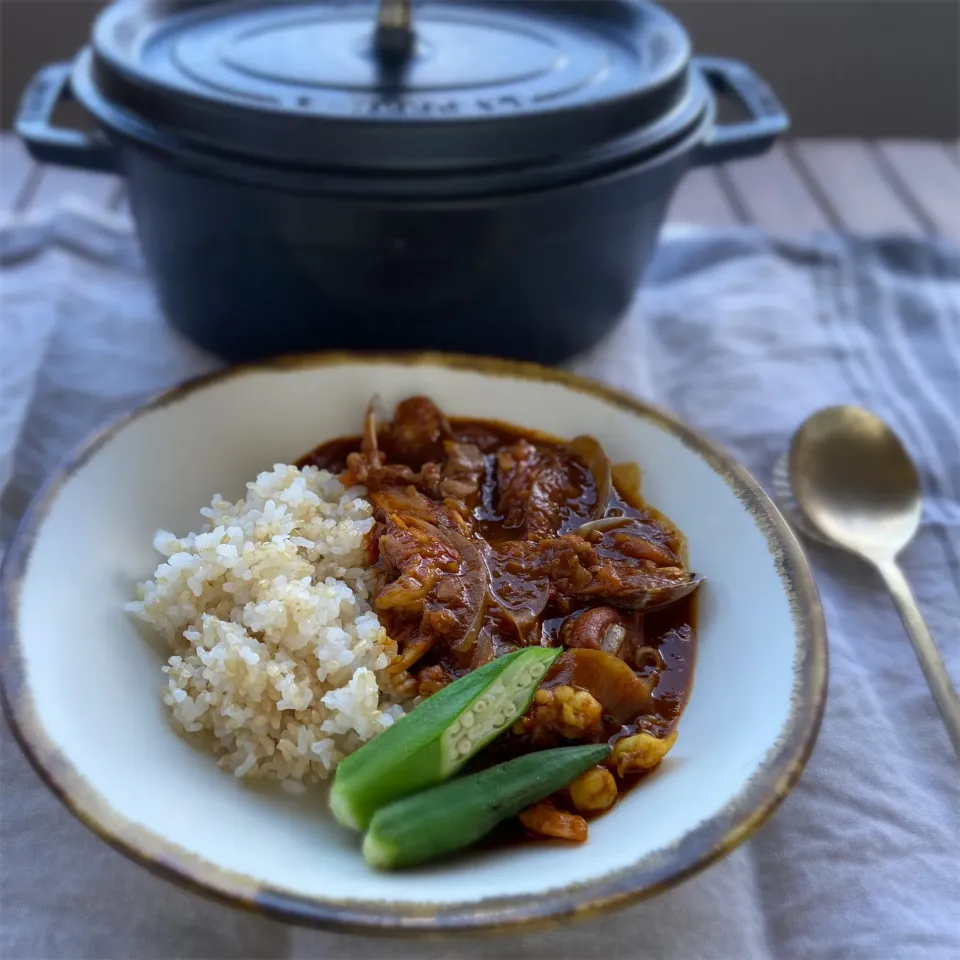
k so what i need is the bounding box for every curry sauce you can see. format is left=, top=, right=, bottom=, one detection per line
left=299, top=398, right=698, bottom=843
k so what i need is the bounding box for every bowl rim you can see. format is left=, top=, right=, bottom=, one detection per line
left=0, top=351, right=827, bottom=937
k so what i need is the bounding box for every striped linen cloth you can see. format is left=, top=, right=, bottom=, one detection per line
left=1, top=201, right=958, bottom=959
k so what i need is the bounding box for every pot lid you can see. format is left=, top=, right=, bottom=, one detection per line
left=85, top=0, right=697, bottom=172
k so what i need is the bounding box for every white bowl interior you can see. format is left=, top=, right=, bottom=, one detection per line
left=13, top=362, right=796, bottom=906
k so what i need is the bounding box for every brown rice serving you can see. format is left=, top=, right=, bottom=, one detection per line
left=128, top=463, right=405, bottom=789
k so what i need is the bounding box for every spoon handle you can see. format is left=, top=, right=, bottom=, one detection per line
left=876, top=560, right=960, bottom=760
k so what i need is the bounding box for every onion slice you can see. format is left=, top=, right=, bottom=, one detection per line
left=566, top=435, right=611, bottom=520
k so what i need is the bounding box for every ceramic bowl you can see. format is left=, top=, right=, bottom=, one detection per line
left=0, top=354, right=826, bottom=935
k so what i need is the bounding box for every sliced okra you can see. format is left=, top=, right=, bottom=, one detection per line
left=330, top=646, right=561, bottom=831
left=363, top=743, right=612, bottom=869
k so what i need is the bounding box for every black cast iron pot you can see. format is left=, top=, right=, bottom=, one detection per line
left=17, top=0, right=788, bottom=364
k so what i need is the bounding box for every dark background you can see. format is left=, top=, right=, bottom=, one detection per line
left=1, top=0, right=958, bottom=137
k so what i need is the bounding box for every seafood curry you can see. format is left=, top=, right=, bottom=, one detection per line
left=301, top=396, right=700, bottom=843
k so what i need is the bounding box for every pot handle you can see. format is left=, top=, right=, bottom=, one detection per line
left=16, top=61, right=116, bottom=173
left=694, top=57, right=789, bottom=166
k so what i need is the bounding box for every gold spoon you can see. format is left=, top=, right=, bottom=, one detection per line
left=787, top=405, right=960, bottom=760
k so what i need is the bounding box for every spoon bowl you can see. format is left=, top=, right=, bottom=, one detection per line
left=789, top=405, right=922, bottom=560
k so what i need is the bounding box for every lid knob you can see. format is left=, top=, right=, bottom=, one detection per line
left=375, top=0, right=414, bottom=65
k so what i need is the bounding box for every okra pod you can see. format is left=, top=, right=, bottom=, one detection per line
left=363, top=743, right=612, bottom=869
left=330, top=646, right=562, bottom=830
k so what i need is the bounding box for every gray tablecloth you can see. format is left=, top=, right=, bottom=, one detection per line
left=2, top=198, right=958, bottom=959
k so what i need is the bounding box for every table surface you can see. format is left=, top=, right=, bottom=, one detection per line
left=2, top=131, right=959, bottom=960
left=2, top=133, right=959, bottom=240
